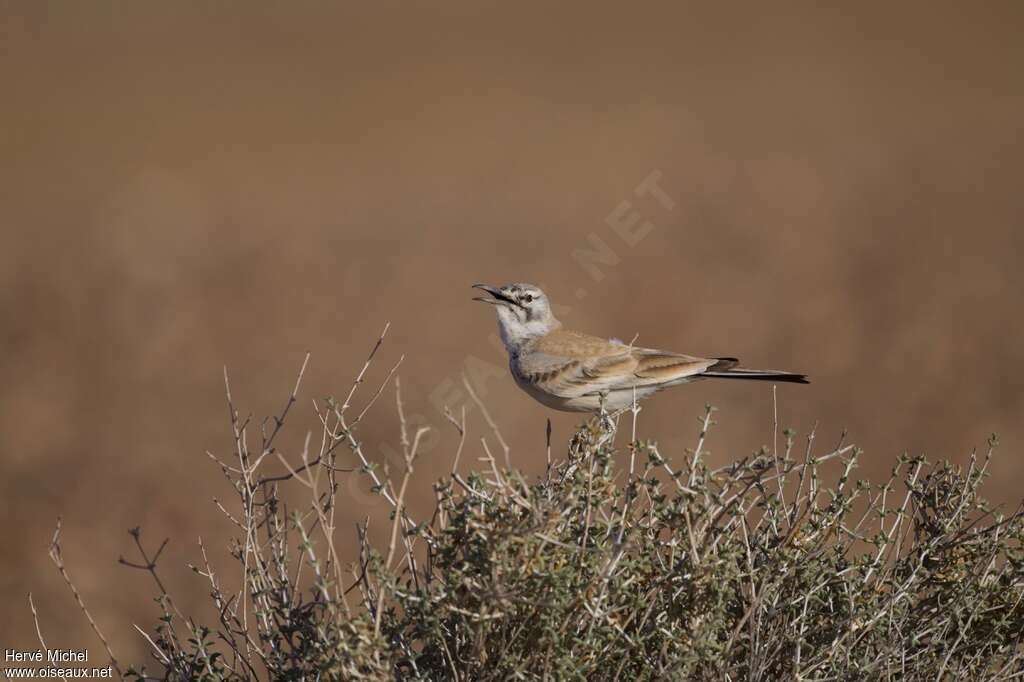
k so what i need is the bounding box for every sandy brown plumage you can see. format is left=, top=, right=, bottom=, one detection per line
left=473, top=283, right=808, bottom=412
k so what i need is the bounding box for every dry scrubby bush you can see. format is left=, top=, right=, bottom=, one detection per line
left=43, top=334, right=1024, bottom=680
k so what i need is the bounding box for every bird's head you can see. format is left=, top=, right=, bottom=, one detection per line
left=472, top=282, right=560, bottom=349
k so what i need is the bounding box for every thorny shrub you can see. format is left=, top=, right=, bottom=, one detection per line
left=42, top=333, right=1024, bottom=680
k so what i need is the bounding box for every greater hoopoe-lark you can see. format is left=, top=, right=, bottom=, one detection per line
left=473, top=282, right=807, bottom=413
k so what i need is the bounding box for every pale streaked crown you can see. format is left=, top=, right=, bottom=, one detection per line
left=471, top=283, right=561, bottom=351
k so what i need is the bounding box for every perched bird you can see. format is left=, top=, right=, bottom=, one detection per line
left=473, top=282, right=807, bottom=413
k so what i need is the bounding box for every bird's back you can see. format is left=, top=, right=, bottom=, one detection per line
left=529, top=328, right=627, bottom=360
left=514, top=328, right=718, bottom=404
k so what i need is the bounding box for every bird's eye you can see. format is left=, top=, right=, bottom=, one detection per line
left=522, top=294, right=533, bottom=304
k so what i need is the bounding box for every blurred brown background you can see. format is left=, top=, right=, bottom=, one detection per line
left=2, top=0, right=1022, bottom=666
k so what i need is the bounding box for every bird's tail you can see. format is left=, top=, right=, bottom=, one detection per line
left=701, top=358, right=809, bottom=384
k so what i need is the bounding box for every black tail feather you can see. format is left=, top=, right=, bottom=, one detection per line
left=703, top=372, right=809, bottom=384
left=704, top=359, right=809, bottom=384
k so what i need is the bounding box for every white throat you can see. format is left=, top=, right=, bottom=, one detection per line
left=495, top=311, right=560, bottom=353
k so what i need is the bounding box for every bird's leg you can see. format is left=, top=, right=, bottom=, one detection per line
left=609, top=406, right=633, bottom=420
left=596, top=393, right=616, bottom=435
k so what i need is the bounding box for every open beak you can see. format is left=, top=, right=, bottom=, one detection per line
left=472, top=283, right=517, bottom=307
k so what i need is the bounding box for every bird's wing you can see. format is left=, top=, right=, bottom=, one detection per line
left=521, top=330, right=716, bottom=398
left=627, top=348, right=719, bottom=386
